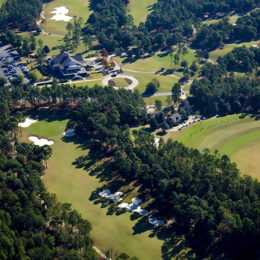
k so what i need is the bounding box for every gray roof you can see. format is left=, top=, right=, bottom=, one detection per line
left=50, top=51, right=87, bottom=70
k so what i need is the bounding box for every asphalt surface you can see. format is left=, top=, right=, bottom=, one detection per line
left=0, top=44, right=29, bottom=85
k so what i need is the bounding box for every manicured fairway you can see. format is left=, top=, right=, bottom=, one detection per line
left=22, top=119, right=163, bottom=260
left=41, top=0, right=91, bottom=35
left=128, top=0, right=156, bottom=25
left=165, top=114, right=260, bottom=179
left=68, top=80, right=102, bottom=88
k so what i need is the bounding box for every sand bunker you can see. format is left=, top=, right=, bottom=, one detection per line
left=99, top=189, right=123, bottom=202
left=18, top=118, right=37, bottom=128
left=155, top=138, right=160, bottom=148
left=51, top=7, right=72, bottom=22
left=63, top=128, right=75, bottom=137
left=118, top=198, right=149, bottom=216
left=149, top=217, right=164, bottom=227
left=29, top=136, right=54, bottom=147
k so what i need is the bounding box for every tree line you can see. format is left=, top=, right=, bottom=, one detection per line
left=190, top=46, right=260, bottom=115
left=193, top=9, right=260, bottom=50
left=68, top=87, right=260, bottom=260
left=0, top=0, right=53, bottom=31
left=0, top=96, right=98, bottom=259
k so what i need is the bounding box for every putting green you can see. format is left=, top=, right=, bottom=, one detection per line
left=165, top=114, right=260, bottom=180
left=21, top=119, right=163, bottom=260
left=41, top=0, right=91, bottom=35
left=128, top=0, right=156, bottom=25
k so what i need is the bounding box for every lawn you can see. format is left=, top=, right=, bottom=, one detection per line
left=41, top=0, right=92, bottom=35
left=143, top=95, right=171, bottom=106
left=21, top=118, right=164, bottom=260
left=119, top=48, right=197, bottom=72
left=209, top=40, right=260, bottom=62
left=68, top=80, right=102, bottom=88
left=129, top=71, right=178, bottom=94
left=165, top=114, right=260, bottom=180
left=109, top=77, right=130, bottom=87
left=128, top=0, right=156, bottom=25
left=0, top=0, right=6, bottom=7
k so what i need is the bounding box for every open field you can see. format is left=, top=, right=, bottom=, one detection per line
left=118, top=48, right=197, bottom=72
left=109, top=77, right=130, bottom=87
left=143, top=95, right=171, bottom=106
left=21, top=118, right=164, bottom=260
left=0, top=0, right=6, bottom=7
left=209, top=40, right=260, bottom=62
left=128, top=0, right=156, bottom=25
left=129, top=71, right=178, bottom=94
left=41, top=0, right=91, bottom=35
left=68, top=80, right=102, bottom=88
left=165, top=114, right=260, bottom=180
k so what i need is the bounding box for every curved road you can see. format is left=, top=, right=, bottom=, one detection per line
left=102, top=74, right=139, bottom=90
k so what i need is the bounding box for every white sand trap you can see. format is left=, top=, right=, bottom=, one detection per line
left=118, top=198, right=149, bottom=216
left=155, top=138, right=160, bottom=148
left=99, top=189, right=123, bottom=202
left=63, top=128, right=75, bottom=137
left=51, top=7, right=72, bottom=21
left=149, top=217, right=164, bottom=227
left=29, top=136, right=54, bottom=147
left=18, top=118, right=37, bottom=128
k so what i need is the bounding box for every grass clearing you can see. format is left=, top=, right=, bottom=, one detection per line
left=67, top=80, right=102, bottom=88
left=128, top=0, right=156, bottom=25
left=21, top=119, right=163, bottom=259
left=109, top=77, right=130, bottom=87
left=119, top=48, right=197, bottom=72
left=0, top=0, right=6, bottom=7
left=165, top=114, right=260, bottom=179
left=129, top=71, right=178, bottom=93
left=143, top=95, right=171, bottom=106
left=209, top=40, right=260, bottom=62
left=41, top=0, right=91, bottom=35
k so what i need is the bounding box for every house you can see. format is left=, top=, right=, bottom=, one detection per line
left=49, top=51, right=91, bottom=78
left=167, top=113, right=182, bottom=126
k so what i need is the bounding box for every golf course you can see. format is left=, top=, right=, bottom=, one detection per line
left=165, top=114, right=260, bottom=180
left=21, top=117, right=164, bottom=260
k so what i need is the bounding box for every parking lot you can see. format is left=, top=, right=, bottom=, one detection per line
left=0, top=44, right=29, bottom=85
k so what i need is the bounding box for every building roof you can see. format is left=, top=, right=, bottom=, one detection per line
left=50, top=51, right=88, bottom=71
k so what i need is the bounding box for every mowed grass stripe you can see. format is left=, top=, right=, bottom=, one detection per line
left=165, top=114, right=260, bottom=179
left=218, top=128, right=260, bottom=155
left=231, top=140, right=260, bottom=180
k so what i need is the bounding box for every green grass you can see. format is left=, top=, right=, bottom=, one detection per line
left=143, top=95, right=171, bottom=106
left=41, top=0, right=92, bottom=35
left=165, top=114, right=260, bottom=180
left=68, top=80, right=102, bottom=88
left=209, top=41, right=260, bottom=62
left=0, top=0, right=6, bottom=7
left=129, top=71, right=178, bottom=93
left=119, top=48, right=197, bottom=72
left=128, top=0, right=156, bottom=25
left=21, top=119, right=164, bottom=259
left=109, top=77, right=130, bottom=87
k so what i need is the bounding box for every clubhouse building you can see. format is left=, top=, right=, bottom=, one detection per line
left=49, top=51, right=91, bottom=79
